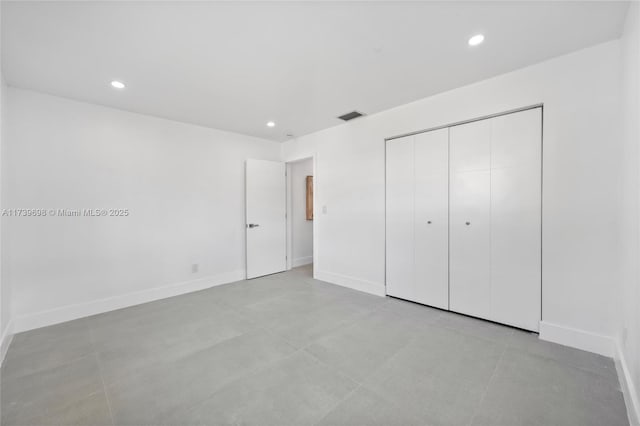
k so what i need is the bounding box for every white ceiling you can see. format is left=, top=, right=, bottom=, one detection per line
left=2, top=1, right=630, bottom=142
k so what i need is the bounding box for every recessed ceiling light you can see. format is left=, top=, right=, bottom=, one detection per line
left=468, top=34, right=485, bottom=46
left=110, top=80, right=125, bottom=89
left=266, top=121, right=276, bottom=127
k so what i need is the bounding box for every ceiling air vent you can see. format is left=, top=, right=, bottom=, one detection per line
left=337, top=111, right=365, bottom=121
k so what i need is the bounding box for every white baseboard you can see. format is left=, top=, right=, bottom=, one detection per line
left=615, top=339, right=640, bottom=426
left=314, top=270, right=385, bottom=297
left=1, top=319, right=14, bottom=366
left=12, top=270, right=246, bottom=333
left=539, top=321, right=615, bottom=357
left=292, top=256, right=313, bottom=268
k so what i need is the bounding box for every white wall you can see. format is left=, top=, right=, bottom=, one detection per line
left=4, top=88, right=280, bottom=332
left=290, top=158, right=313, bottom=267
left=0, top=0, right=13, bottom=362
left=0, top=78, right=9, bottom=353
left=282, top=40, right=622, bottom=356
left=618, top=2, right=640, bottom=424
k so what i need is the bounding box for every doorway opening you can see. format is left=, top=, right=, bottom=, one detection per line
left=286, top=156, right=315, bottom=274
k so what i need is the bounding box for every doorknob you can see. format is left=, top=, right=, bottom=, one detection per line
left=465, top=221, right=471, bottom=226
left=427, top=221, right=432, bottom=224
left=247, top=223, right=260, bottom=228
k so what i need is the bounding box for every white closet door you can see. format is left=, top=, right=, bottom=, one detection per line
left=386, top=135, right=414, bottom=301
left=449, top=120, right=492, bottom=320
left=414, top=129, right=449, bottom=309
left=490, top=108, right=541, bottom=331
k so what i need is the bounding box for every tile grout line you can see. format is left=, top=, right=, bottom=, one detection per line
left=220, top=275, right=384, bottom=356
left=300, top=309, right=436, bottom=402
left=504, top=333, right=621, bottom=386
left=312, top=382, right=363, bottom=426
left=85, top=320, right=116, bottom=426
left=293, top=291, right=446, bottom=388
left=164, top=271, right=342, bottom=419
left=287, top=310, right=367, bottom=386
left=300, top=346, right=364, bottom=386
left=170, top=343, right=309, bottom=423
left=94, top=352, right=116, bottom=426
left=217, top=297, right=304, bottom=351
left=183, top=338, right=358, bottom=426
left=307, top=310, right=431, bottom=426
left=466, top=343, right=508, bottom=426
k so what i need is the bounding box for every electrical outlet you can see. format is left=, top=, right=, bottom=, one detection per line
left=192, top=263, right=199, bottom=273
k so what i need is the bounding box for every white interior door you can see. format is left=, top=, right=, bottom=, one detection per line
left=490, top=108, right=541, bottom=331
left=449, top=119, right=492, bottom=320
left=246, top=159, right=286, bottom=279
left=386, top=135, right=415, bottom=301
left=414, top=128, right=449, bottom=309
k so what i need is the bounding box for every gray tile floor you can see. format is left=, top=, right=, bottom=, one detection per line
left=1, top=265, right=629, bottom=426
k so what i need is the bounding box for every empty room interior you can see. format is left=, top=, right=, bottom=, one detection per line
left=0, top=1, right=639, bottom=425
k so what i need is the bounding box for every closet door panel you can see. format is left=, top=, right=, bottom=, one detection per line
left=491, top=109, right=542, bottom=169
left=449, top=121, right=491, bottom=172
left=414, top=128, right=449, bottom=309
left=386, top=135, right=414, bottom=300
left=449, top=170, right=491, bottom=319
left=449, top=120, right=491, bottom=320
left=490, top=109, right=542, bottom=331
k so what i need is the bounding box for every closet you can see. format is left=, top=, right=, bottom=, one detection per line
left=385, top=107, right=541, bottom=332
left=386, top=128, right=449, bottom=310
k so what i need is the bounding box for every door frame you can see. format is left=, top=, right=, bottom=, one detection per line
left=285, top=154, right=317, bottom=271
